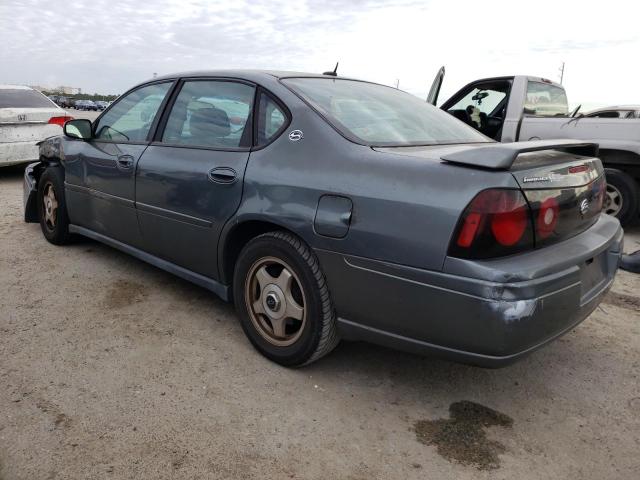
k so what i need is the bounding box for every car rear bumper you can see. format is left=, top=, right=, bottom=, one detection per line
left=317, top=214, right=623, bottom=367
left=0, top=140, right=40, bottom=166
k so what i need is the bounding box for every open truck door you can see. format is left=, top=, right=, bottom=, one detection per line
left=427, top=66, right=445, bottom=105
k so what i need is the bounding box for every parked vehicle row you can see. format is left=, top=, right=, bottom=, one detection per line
left=23, top=70, right=622, bottom=368
left=428, top=68, right=640, bottom=225
left=47, top=96, right=112, bottom=111
left=73, top=99, right=98, bottom=111
left=47, top=95, right=73, bottom=108
left=1, top=85, right=73, bottom=166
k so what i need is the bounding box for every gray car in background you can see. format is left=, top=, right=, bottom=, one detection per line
left=23, top=70, right=622, bottom=367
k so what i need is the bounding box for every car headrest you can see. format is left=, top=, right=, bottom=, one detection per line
left=189, top=107, right=230, bottom=141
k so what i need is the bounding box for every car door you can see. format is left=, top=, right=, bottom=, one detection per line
left=135, top=79, right=256, bottom=279
left=63, top=81, right=174, bottom=248
left=427, top=66, right=445, bottom=105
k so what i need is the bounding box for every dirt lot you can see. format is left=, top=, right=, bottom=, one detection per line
left=1, top=165, right=639, bottom=479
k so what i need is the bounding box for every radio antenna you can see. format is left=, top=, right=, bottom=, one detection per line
left=323, top=62, right=339, bottom=76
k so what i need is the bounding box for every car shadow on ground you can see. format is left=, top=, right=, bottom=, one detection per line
left=0, top=164, right=27, bottom=180
left=65, top=231, right=614, bottom=405
left=7, top=162, right=631, bottom=404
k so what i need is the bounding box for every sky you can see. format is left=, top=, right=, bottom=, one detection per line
left=1, top=0, right=639, bottom=110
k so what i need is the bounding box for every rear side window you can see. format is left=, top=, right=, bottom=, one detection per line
left=0, top=89, right=56, bottom=108
left=256, top=92, right=288, bottom=146
left=95, top=82, right=172, bottom=142
left=283, top=78, right=489, bottom=147
left=162, top=80, right=255, bottom=149
left=524, top=82, right=568, bottom=117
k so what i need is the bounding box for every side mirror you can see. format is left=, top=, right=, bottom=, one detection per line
left=64, top=119, right=93, bottom=140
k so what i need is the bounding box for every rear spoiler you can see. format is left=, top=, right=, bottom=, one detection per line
left=441, top=140, right=599, bottom=170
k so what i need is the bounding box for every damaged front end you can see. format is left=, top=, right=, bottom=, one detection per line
left=23, top=136, right=64, bottom=223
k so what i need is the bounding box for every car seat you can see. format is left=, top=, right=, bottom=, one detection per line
left=187, top=107, right=231, bottom=146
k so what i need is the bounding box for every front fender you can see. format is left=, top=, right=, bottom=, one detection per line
left=24, top=137, right=66, bottom=223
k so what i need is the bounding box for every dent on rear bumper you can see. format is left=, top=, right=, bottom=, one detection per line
left=316, top=215, right=623, bottom=367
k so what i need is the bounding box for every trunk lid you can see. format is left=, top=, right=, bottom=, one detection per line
left=510, top=150, right=605, bottom=248
left=0, top=107, right=65, bottom=143
left=376, top=140, right=607, bottom=252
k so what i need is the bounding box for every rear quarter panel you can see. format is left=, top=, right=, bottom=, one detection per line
left=230, top=81, right=521, bottom=273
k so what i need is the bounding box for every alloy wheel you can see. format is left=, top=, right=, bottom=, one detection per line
left=244, top=256, right=306, bottom=347
left=604, top=183, right=623, bottom=217
left=42, top=182, right=58, bottom=230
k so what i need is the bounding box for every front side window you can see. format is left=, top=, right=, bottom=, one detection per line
left=524, top=81, right=568, bottom=117
left=162, top=80, right=255, bottom=149
left=283, top=78, right=489, bottom=147
left=256, top=93, right=287, bottom=146
left=95, top=82, right=172, bottom=142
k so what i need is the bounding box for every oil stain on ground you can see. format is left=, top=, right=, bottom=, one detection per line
left=414, top=401, right=513, bottom=470
left=104, top=280, right=149, bottom=309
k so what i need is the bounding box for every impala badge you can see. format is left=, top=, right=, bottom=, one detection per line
left=288, top=129, right=304, bottom=142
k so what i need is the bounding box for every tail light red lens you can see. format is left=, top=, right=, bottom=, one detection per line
left=48, top=116, right=73, bottom=127
left=450, top=189, right=534, bottom=259
left=450, top=176, right=606, bottom=259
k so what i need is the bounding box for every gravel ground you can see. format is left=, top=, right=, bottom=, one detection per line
left=0, top=165, right=639, bottom=479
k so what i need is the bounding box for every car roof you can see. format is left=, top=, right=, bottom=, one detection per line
left=0, top=84, right=34, bottom=90
left=585, top=105, right=640, bottom=112
left=150, top=69, right=362, bottom=84
left=465, top=75, right=564, bottom=89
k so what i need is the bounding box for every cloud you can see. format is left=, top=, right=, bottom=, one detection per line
left=1, top=0, right=639, bottom=107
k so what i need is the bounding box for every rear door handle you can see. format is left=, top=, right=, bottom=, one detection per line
left=208, top=167, right=237, bottom=185
left=116, top=154, right=134, bottom=170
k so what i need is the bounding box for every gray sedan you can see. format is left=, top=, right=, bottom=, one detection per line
left=23, top=70, right=622, bottom=367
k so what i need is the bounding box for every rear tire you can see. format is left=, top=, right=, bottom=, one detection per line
left=233, top=231, right=339, bottom=367
left=604, top=168, right=638, bottom=226
left=37, top=167, right=71, bottom=245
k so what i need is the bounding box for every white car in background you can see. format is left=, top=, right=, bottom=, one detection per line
left=582, top=105, right=640, bottom=119
left=0, top=85, right=73, bottom=166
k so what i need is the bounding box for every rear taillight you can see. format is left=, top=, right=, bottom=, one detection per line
left=535, top=197, right=559, bottom=240
left=450, top=176, right=607, bottom=259
left=48, top=116, right=73, bottom=127
left=449, top=189, right=534, bottom=259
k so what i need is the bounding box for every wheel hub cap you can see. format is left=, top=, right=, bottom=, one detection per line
left=604, top=184, right=623, bottom=217
left=263, top=288, right=283, bottom=316
left=43, top=183, right=58, bottom=229
left=245, top=257, right=306, bottom=347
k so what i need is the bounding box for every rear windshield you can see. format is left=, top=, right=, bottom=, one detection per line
left=0, top=89, right=56, bottom=108
left=524, top=82, right=569, bottom=117
left=282, top=78, right=490, bottom=147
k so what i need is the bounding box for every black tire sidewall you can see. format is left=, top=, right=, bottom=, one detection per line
left=37, top=167, right=70, bottom=244
left=233, top=235, right=325, bottom=366
left=605, top=168, right=638, bottom=226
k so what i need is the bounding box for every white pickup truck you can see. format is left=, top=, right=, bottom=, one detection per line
left=429, top=69, right=640, bottom=225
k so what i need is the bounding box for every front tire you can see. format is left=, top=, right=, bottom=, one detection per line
left=604, top=168, right=638, bottom=226
left=233, top=231, right=339, bottom=366
left=37, top=167, right=71, bottom=245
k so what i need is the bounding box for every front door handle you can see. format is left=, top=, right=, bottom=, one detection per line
left=116, top=154, right=134, bottom=170
left=208, top=167, right=237, bottom=185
